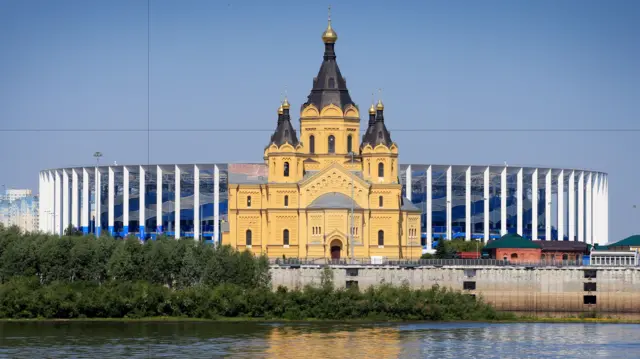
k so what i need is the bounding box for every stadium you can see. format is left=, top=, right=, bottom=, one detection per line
left=38, top=163, right=609, bottom=251
left=37, top=16, right=609, bottom=254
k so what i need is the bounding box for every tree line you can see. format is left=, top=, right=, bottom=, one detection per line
left=0, top=225, right=509, bottom=321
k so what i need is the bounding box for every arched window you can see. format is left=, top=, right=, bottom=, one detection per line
left=246, top=229, right=252, bottom=246
left=378, top=230, right=384, bottom=246
left=247, top=196, right=252, bottom=207
left=284, top=129, right=289, bottom=138
left=576, top=254, right=581, bottom=262
left=284, top=195, right=289, bottom=207
left=379, top=195, right=383, bottom=207
left=541, top=254, right=546, bottom=261
left=511, top=253, right=518, bottom=259
left=328, top=77, right=335, bottom=88
left=347, top=135, right=352, bottom=153
left=328, top=135, right=335, bottom=154
left=378, top=162, right=384, bottom=177
left=283, top=229, right=289, bottom=245
left=309, top=135, right=315, bottom=154
left=562, top=254, right=568, bottom=261
left=283, top=162, right=290, bottom=177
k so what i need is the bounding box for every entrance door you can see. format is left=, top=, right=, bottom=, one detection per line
left=330, top=239, right=342, bottom=260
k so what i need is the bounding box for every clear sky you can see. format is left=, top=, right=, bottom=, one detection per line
left=0, top=0, right=638, bottom=241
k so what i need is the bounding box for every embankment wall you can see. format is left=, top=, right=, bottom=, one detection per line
left=270, top=266, right=640, bottom=314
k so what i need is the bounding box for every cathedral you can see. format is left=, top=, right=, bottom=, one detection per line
left=221, top=15, right=422, bottom=260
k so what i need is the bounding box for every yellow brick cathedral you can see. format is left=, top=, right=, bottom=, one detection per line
left=221, top=14, right=422, bottom=260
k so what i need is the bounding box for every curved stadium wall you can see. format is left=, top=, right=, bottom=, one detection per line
left=38, top=163, right=609, bottom=249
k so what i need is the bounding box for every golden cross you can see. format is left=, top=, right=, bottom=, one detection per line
left=328, top=5, right=331, bottom=22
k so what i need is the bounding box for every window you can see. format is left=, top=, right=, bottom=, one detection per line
left=246, top=229, right=252, bottom=246
left=284, top=195, right=289, bottom=207
left=378, top=196, right=383, bottom=207
left=283, top=162, right=290, bottom=177
left=347, top=135, right=352, bottom=153
left=378, top=163, right=384, bottom=177
left=247, top=196, right=252, bottom=207
left=584, top=282, right=597, bottom=291
left=378, top=230, right=384, bottom=246
left=328, top=77, right=335, bottom=88
left=541, top=254, right=546, bottom=261
left=328, top=135, right=335, bottom=153
left=583, top=295, right=597, bottom=305
left=283, top=229, right=289, bottom=245
left=463, top=281, right=476, bottom=290
left=584, top=269, right=597, bottom=279
left=511, top=253, right=518, bottom=259
left=309, top=135, right=315, bottom=154
left=562, top=254, right=568, bottom=261
left=346, top=268, right=359, bottom=277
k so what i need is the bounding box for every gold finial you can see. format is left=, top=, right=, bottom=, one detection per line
left=322, top=5, right=338, bottom=44
left=282, top=97, right=290, bottom=110
left=278, top=103, right=284, bottom=115
left=376, top=88, right=384, bottom=110
left=369, top=92, right=376, bottom=114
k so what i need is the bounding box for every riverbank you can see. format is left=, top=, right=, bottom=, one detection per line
left=2, top=315, right=640, bottom=324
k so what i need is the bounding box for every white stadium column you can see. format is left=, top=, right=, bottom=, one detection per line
left=446, top=166, right=452, bottom=241
left=123, top=166, right=130, bottom=236
left=558, top=170, right=564, bottom=241
left=483, top=167, right=490, bottom=242
left=545, top=170, right=551, bottom=241
left=426, top=165, right=433, bottom=250
left=95, top=167, right=101, bottom=236
left=406, top=165, right=412, bottom=201
left=596, top=175, right=600, bottom=244
left=72, top=169, right=79, bottom=230
left=49, top=171, right=55, bottom=233
left=82, top=168, right=89, bottom=235
left=63, top=169, right=69, bottom=233
left=568, top=171, right=575, bottom=241
left=139, top=166, right=146, bottom=240
left=38, top=173, right=44, bottom=232
left=578, top=171, right=584, bottom=243
left=55, top=170, right=62, bottom=235
left=108, top=167, right=115, bottom=236
left=605, top=175, right=609, bottom=244
left=175, top=165, right=181, bottom=239
left=500, top=167, right=507, bottom=236
left=517, top=168, right=523, bottom=236
left=586, top=172, right=592, bottom=245
left=465, top=166, right=471, bottom=240
left=531, top=169, right=538, bottom=240
left=194, top=165, right=200, bottom=241
left=156, top=166, right=163, bottom=234
left=214, top=165, right=220, bottom=244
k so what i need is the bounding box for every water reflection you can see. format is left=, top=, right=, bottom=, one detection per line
left=0, top=321, right=639, bottom=358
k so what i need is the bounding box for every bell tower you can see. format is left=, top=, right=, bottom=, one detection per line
left=264, top=98, right=303, bottom=183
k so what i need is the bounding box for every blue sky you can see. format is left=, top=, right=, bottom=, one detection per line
left=0, top=0, right=638, bottom=240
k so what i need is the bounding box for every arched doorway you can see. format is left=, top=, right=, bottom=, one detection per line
left=330, top=239, right=342, bottom=260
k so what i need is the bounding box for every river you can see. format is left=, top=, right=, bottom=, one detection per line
left=0, top=321, right=638, bottom=358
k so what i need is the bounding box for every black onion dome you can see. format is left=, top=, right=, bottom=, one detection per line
left=269, top=100, right=299, bottom=147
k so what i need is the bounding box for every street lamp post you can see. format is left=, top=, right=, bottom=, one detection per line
left=349, top=151, right=355, bottom=263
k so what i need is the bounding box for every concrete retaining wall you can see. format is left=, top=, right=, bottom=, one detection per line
left=270, top=266, right=640, bottom=314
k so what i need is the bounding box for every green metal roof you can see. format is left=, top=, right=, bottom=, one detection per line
left=484, top=233, right=541, bottom=249
left=607, top=235, right=640, bottom=248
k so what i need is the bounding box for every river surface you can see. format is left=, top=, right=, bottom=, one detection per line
left=1, top=321, right=639, bottom=358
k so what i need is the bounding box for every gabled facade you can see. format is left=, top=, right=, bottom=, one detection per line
left=223, top=15, right=421, bottom=259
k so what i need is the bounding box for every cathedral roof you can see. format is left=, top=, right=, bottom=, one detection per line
left=361, top=100, right=394, bottom=148
left=269, top=100, right=299, bottom=147
left=301, top=17, right=355, bottom=112
left=308, top=192, right=361, bottom=210
left=400, top=197, right=422, bottom=212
